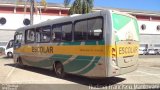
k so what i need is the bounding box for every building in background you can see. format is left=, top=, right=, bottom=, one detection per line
left=0, top=0, right=160, bottom=50
left=0, top=0, right=68, bottom=45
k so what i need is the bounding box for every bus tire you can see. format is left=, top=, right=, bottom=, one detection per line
left=54, top=62, right=66, bottom=78
left=7, top=52, right=13, bottom=58
left=17, top=57, right=24, bottom=67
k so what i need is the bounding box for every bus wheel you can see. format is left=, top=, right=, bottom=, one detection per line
left=54, top=62, right=65, bottom=78
left=17, top=58, right=24, bottom=67
left=7, top=52, right=13, bottom=58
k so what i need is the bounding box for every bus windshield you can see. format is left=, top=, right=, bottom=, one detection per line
left=6, top=40, right=14, bottom=49
left=112, top=13, right=139, bottom=42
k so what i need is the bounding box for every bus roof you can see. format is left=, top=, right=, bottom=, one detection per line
left=15, top=9, right=135, bottom=32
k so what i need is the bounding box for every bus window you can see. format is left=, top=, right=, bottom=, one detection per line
left=88, top=18, right=103, bottom=40
left=52, top=25, right=62, bottom=42
left=36, top=31, right=40, bottom=42
left=36, top=26, right=51, bottom=43
left=25, top=29, right=35, bottom=43
left=14, top=34, right=23, bottom=48
left=15, top=34, right=22, bottom=44
left=62, top=23, right=72, bottom=41
left=74, top=20, right=87, bottom=41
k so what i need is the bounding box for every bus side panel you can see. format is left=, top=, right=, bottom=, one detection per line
left=21, top=53, right=54, bottom=69
left=60, top=41, right=107, bottom=77
left=14, top=43, right=56, bottom=70
left=81, top=57, right=106, bottom=77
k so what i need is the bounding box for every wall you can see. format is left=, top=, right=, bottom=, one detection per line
left=138, top=20, right=160, bottom=49
left=0, top=13, right=63, bottom=45
left=0, top=13, right=63, bottom=30
left=0, top=30, right=15, bottom=41
left=138, top=20, right=160, bottom=34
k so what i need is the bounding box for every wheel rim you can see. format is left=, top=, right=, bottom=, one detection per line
left=8, top=52, right=12, bottom=57
left=55, top=63, right=65, bottom=77
left=9, top=53, right=12, bottom=57
left=57, top=67, right=62, bottom=75
left=18, top=58, right=23, bottom=65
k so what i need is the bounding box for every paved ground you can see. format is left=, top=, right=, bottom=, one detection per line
left=118, top=56, right=160, bottom=84
left=0, top=55, right=160, bottom=90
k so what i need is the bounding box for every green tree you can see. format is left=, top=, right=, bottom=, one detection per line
left=64, top=0, right=94, bottom=15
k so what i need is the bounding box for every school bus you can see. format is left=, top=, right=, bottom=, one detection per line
left=13, top=10, right=139, bottom=78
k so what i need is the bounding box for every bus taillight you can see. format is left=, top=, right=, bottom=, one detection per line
left=112, top=48, right=117, bottom=65
left=112, top=48, right=116, bottom=53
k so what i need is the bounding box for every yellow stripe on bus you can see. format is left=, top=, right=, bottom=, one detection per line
left=15, top=44, right=139, bottom=57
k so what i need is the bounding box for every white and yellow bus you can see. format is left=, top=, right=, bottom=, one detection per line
left=13, top=10, right=139, bottom=78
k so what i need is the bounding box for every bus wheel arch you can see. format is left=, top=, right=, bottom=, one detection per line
left=53, top=61, right=66, bottom=78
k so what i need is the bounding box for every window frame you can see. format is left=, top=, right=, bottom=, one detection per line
left=25, top=28, right=35, bottom=44
left=14, top=33, right=23, bottom=48
left=73, top=16, right=104, bottom=42
left=61, top=22, right=73, bottom=42
left=87, top=17, right=104, bottom=41
left=52, top=22, right=73, bottom=42
left=35, top=25, right=51, bottom=43
left=14, top=33, right=23, bottom=43
left=74, top=19, right=88, bottom=41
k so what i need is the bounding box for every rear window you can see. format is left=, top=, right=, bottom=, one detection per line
left=112, top=13, right=139, bottom=42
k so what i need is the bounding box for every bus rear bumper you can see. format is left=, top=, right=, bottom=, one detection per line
left=108, top=63, right=138, bottom=77
left=119, top=64, right=138, bottom=75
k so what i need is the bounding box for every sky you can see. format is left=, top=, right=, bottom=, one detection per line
left=45, top=0, right=160, bottom=12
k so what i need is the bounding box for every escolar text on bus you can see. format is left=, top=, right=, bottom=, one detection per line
left=32, top=46, right=53, bottom=53
left=119, top=46, right=138, bottom=55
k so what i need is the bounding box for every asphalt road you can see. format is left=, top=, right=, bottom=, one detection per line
left=0, top=55, right=160, bottom=90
